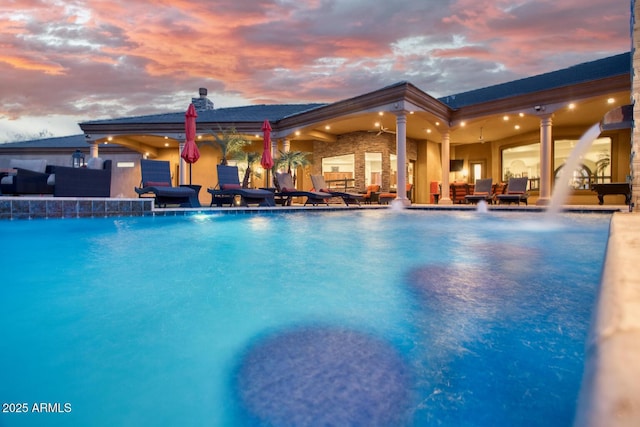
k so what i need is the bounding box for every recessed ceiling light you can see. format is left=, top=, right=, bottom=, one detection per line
left=164, top=142, right=169, bottom=147
left=460, top=121, right=466, bottom=127
left=503, top=115, right=509, bottom=121
left=378, top=111, right=384, bottom=116
left=107, top=136, right=113, bottom=141
left=295, top=131, right=301, bottom=136
left=514, top=125, right=520, bottom=130
left=519, top=113, right=524, bottom=117
left=325, top=125, right=331, bottom=130
left=426, top=129, right=432, bottom=134
left=568, top=103, right=576, bottom=110
left=607, top=98, right=615, bottom=104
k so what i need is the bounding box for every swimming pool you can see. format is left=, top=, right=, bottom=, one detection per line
left=0, top=210, right=610, bottom=426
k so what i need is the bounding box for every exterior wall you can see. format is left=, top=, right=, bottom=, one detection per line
left=311, top=131, right=418, bottom=193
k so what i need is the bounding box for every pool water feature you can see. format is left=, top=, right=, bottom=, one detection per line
left=546, top=123, right=603, bottom=217
left=0, top=210, right=610, bottom=426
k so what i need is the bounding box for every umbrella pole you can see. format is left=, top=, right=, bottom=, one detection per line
left=189, top=164, right=192, bottom=185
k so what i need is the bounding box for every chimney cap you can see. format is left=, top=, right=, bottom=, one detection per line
left=199, top=88, right=208, bottom=97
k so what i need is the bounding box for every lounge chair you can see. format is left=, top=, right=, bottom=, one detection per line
left=465, top=178, right=493, bottom=204
left=275, top=172, right=332, bottom=206
left=207, top=165, right=275, bottom=207
left=135, top=159, right=200, bottom=207
left=497, top=177, right=530, bottom=205
left=310, top=175, right=363, bottom=206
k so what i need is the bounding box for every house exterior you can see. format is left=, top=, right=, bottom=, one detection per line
left=1, top=53, right=632, bottom=207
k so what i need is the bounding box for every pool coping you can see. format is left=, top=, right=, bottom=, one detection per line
left=574, top=212, right=640, bottom=427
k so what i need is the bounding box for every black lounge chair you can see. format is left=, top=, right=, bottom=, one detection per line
left=208, top=165, right=275, bottom=207
left=135, top=159, right=200, bottom=207
left=310, top=174, right=363, bottom=206
left=465, top=178, right=493, bottom=204
left=497, top=177, right=530, bottom=205
left=275, top=172, right=331, bottom=206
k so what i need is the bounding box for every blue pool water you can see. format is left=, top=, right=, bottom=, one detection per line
left=0, top=210, right=610, bottom=426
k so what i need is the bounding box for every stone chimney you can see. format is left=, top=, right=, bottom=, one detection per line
left=191, top=87, right=214, bottom=111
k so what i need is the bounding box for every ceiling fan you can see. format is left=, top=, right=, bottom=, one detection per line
left=478, top=127, right=486, bottom=144
left=371, top=120, right=396, bottom=136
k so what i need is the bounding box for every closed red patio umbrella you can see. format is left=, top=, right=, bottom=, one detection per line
left=261, top=119, right=274, bottom=186
left=181, top=103, right=199, bottom=184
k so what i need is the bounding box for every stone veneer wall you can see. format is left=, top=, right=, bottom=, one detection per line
left=634, top=0, right=639, bottom=211
left=311, top=131, right=419, bottom=192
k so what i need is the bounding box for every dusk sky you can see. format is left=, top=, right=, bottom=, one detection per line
left=0, top=0, right=630, bottom=142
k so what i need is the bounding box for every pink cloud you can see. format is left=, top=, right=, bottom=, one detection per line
left=0, top=0, right=630, bottom=140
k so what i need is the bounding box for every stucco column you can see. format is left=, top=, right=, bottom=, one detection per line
left=179, top=142, right=186, bottom=185
left=439, top=130, right=452, bottom=204
left=393, top=112, right=410, bottom=206
left=537, top=115, right=553, bottom=205
left=90, top=141, right=99, bottom=158
left=283, top=139, right=290, bottom=153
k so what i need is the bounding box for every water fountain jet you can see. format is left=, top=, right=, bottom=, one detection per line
left=545, top=123, right=602, bottom=219
left=476, top=199, right=489, bottom=213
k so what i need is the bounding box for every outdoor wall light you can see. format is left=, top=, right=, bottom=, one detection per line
left=71, top=150, right=85, bottom=168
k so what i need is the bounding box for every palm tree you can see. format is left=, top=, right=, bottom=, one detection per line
left=198, top=126, right=251, bottom=165
left=230, top=151, right=262, bottom=188
left=275, top=151, right=311, bottom=186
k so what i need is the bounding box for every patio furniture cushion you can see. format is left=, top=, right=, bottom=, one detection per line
left=144, top=181, right=170, bottom=187
left=9, top=159, right=47, bottom=173
left=87, top=157, right=104, bottom=170
left=221, top=183, right=242, bottom=190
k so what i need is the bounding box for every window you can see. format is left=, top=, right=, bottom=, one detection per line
left=554, top=137, right=611, bottom=189
left=322, top=154, right=354, bottom=188
left=390, top=154, right=397, bottom=190
left=365, top=153, right=382, bottom=186
left=502, top=143, right=540, bottom=188
left=502, top=136, right=612, bottom=191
